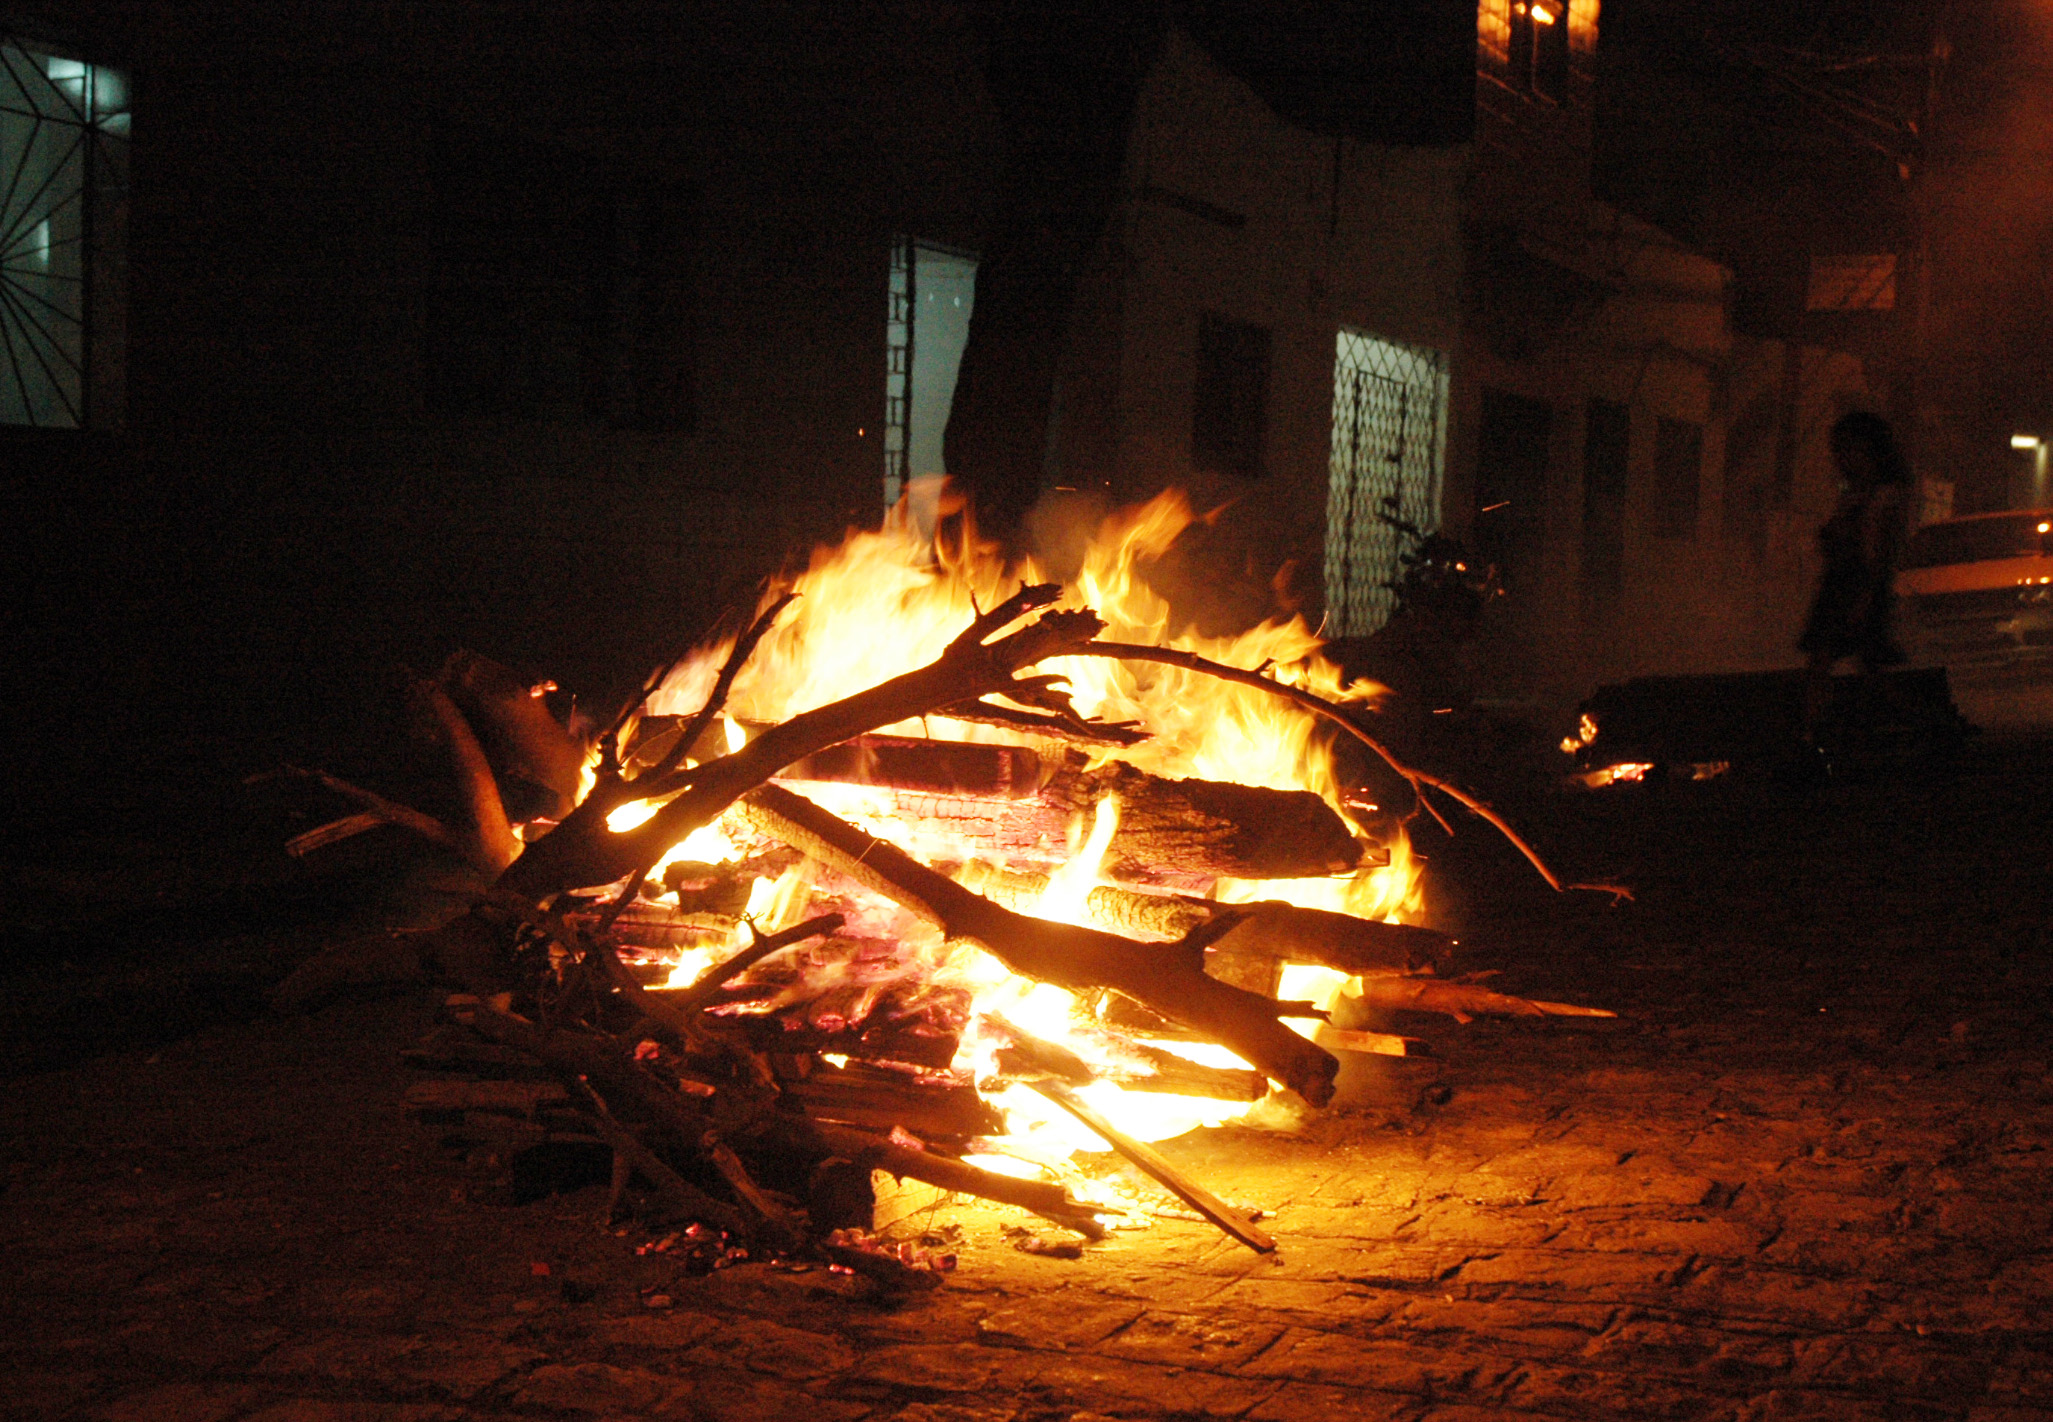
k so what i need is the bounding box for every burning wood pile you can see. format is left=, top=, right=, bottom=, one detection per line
left=280, top=495, right=1611, bottom=1280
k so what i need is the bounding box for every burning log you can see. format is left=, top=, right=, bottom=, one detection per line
left=738, top=782, right=1341, bottom=1106
left=983, top=1014, right=1268, bottom=1103
left=955, top=859, right=1452, bottom=974
left=413, top=679, right=521, bottom=874
left=723, top=1016, right=962, bottom=1071
left=782, top=736, right=1361, bottom=882
left=781, top=1061, right=1005, bottom=1139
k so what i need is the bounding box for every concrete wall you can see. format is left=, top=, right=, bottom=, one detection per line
left=1063, top=29, right=1466, bottom=634
left=1457, top=0, right=1878, bottom=700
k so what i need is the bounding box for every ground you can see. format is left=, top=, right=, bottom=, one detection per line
left=5, top=725, right=2053, bottom=1422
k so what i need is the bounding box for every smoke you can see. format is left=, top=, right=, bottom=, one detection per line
left=1923, top=1, right=2053, bottom=506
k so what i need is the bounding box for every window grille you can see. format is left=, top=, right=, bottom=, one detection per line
left=884, top=238, right=911, bottom=507
left=1324, top=329, right=1448, bottom=637
left=0, top=38, right=127, bottom=428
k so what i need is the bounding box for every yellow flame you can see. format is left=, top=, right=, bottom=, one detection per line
left=631, top=488, right=1429, bottom=1155
left=1034, top=795, right=1120, bottom=925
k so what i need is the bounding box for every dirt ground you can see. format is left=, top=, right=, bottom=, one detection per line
left=5, top=731, right=2053, bottom=1422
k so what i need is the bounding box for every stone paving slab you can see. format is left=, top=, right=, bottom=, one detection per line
left=8, top=740, right=2053, bottom=1419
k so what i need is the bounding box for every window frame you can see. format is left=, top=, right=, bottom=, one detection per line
left=0, top=33, right=129, bottom=431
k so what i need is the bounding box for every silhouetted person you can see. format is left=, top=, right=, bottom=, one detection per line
left=1800, top=411, right=1911, bottom=747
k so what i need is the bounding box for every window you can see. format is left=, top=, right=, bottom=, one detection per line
left=0, top=38, right=129, bottom=429
left=1581, top=397, right=1628, bottom=615
left=1652, top=416, right=1702, bottom=538
left=1506, top=1, right=1570, bottom=103
left=1192, top=312, right=1270, bottom=481
left=1324, top=329, right=1448, bottom=636
left=883, top=237, right=977, bottom=508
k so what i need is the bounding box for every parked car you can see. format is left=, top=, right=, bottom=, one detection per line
left=1897, top=509, right=2053, bottom=675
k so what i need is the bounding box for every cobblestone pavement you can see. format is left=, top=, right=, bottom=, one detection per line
left=5, top=736, right=2053, bottom=1422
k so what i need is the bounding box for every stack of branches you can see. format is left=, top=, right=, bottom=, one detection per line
left=274, top=585, right=1614, bottom=1271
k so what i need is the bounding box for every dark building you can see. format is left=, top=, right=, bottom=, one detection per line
left=14, top=0, right=1974, bottom=812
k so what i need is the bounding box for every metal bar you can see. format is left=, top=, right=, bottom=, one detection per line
left=0, top=111, right=43, bottom=241
left=0, top=269, right=83, bottom=324
left=0, top=285, right=40, bottom=424
left=0, top=282, right=81, bottom=422
left=0, top=277, right=80, bottom=370
left=0, top=124, right=84, bottom=247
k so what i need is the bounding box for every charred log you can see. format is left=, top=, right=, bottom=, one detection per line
left=781, top=737, right=1361, bottom=882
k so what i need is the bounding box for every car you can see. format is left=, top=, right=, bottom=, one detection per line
left=1897, top=508, right=2053, bottom=676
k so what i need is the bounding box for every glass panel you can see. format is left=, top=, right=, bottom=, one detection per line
left=0, top=43, right=89, bottom=123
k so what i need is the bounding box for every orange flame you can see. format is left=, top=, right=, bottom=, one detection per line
left=638, top=488, right=1423, bottom=1146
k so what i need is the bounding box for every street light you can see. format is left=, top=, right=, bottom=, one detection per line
left=2014, top=434, right=2049, bottom=505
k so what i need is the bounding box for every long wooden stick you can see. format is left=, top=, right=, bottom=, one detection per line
left=571, top=1078, right=748, bottom=1236
left=802, top=1120, right=1107, bottom=1239
left=1028, top=1079, right=1275, bottom=1253
left=663, top=912, right=845, bottom=1014
left=264, top=766, right=458, bottom=853
left=1063, top=643, right=1630, bottom=899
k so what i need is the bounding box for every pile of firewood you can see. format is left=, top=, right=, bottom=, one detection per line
left=275, top=583, right=1611, bottom=1278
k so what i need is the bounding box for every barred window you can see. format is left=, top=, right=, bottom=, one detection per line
left=1324, top=329, right=1448, bottom=637
left=0, top=38, right=128, bottom=429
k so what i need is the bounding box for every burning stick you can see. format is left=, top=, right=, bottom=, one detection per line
left=1354, top=975, right=1617, bottom=1024
left=1027, top=1080, right=1275, bottom=1254
left=501, top=583, right=1110, bottom=898
left=259, top=766, right=460, bottom=857
left=957, top=860, right=1452, bottom=973
left=802, top=1120, right=1108, bottom=1239
left=571, top=1077, right=747, bottom=1236
left=413, top=678, right=521, bottom=873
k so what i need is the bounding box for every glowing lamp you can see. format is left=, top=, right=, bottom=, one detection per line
left=1532, top=3, right=1558, bottom=22
left=2013, top=434, right=2042, bottom=450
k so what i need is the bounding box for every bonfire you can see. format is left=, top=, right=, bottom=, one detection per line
left=275, top=491, right=1613, bottom=1282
